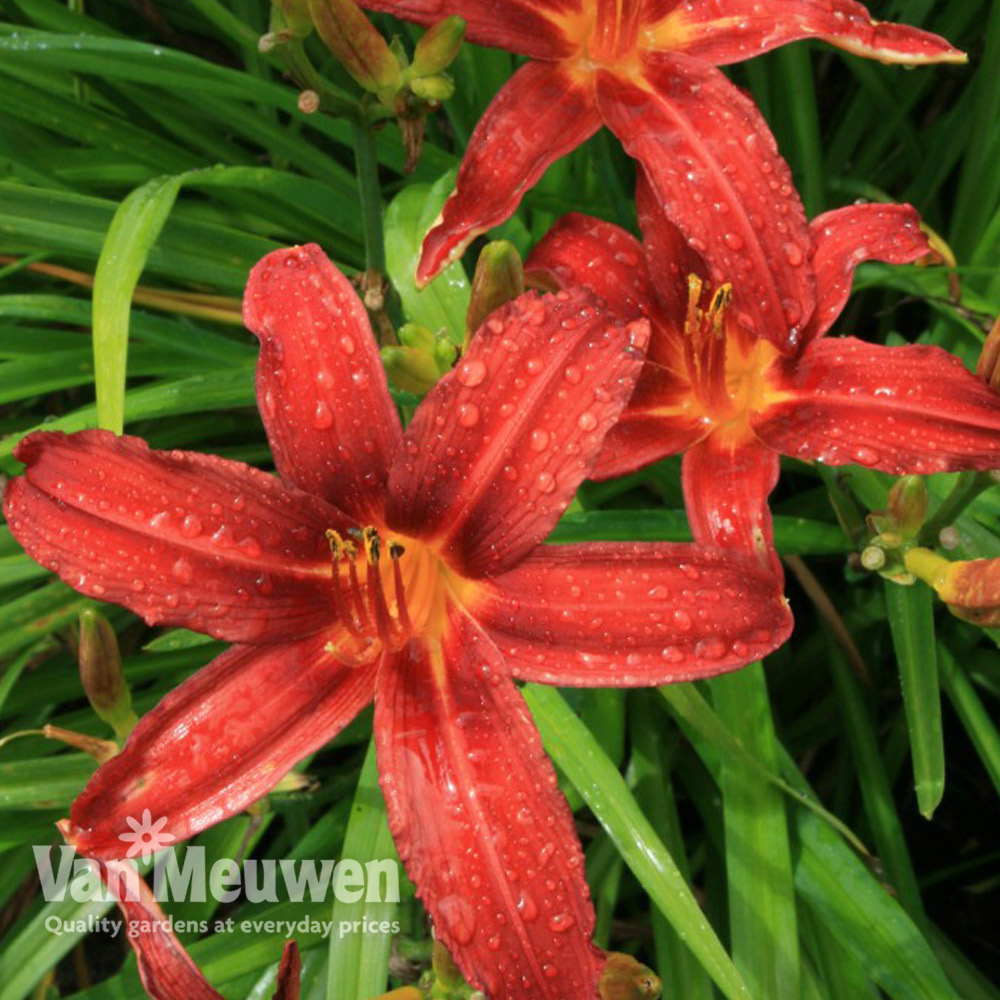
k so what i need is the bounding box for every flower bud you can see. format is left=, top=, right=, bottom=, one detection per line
left=382, top=324, right=456, bottom=395
left=271, top=0, right=313, bottom=38
left=887, top=475, right=928, bottom=537
left=410, top=74, right=455, bottom=103
left=78, top=609, right=137, bottom=741
left=307, top=0, right=400, bottom=95
left=411, top=16, right=465, bottom=76
left=860, top=545, right=887, bottom=571
left=976, top=313, right=1000, bottom=391
left=599, top=952, right=662, bottom=1000
left=466, top=241, right=524, bottom=347
left=905, top=547, right=1000, bottom=625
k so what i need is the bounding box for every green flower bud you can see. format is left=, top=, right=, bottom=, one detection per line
left=271, top=0, right=313, bottom=38
left=308, top=0, right=400, bottom=94
left=887, top=475, right=928, bottom=537
left=410, top=74, right=455, bottom=103
left=466, top=241, right=524, bottom=347
left=78, top=609, right=137, bottom=741
left=412, top=16, right=465, bottom=76
left=599, top=952, right=662, bottom=1000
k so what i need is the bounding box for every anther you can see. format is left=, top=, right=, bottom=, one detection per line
left=708, top=283, right=732, bottom=337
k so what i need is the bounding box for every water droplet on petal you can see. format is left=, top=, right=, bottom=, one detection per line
left=180, top=515, right=202, bottom=538
left=457, top=358, right=486, bottom=387
left=548, top=912, right=575, bottom=933
left=577, top=411, right=597, bottom=431
left=458, top=403, right=480, bottom=428
left=313, top=400, right=334, bottom=430
left=530, top=429, right=550, bottom=452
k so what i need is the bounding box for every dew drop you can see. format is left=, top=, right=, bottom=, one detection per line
left=563, top=365, right=582, bottom=384
left=313, top=400, right=334, bottom=430
left=458, top=403, right=480, bottom=428
left=339, top=335, right=356, bottom=354
left=577, top=411, right=597, bottom=431
left=548, top=912, right=575, bottom=933
left=530, top=429, right=550, bottom=452
left=180, top=515, right=202, bottom=538
left=457, top=358, right=486, bottom=387
left=537, top=471, right=556, bottom=494
left=516, top=890, right=538, bottom=921
left=437, top=895, right=476, bottom=945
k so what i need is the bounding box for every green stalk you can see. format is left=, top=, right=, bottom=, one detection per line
left=918, top=471, right=995, bottom=546
left=353, top=119, right=386, bottom=275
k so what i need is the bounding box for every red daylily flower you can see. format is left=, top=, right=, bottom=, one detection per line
left=5, top=245, right=792, bottom=1000
left=526, top=197, right=1000, bottom=572
left=357, top=0, right=962, bottom=340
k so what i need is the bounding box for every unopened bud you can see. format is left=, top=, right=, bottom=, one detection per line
left=915, top=223, right=960, bottom=303
left=297, top=89, right=321, bottom=114
left=860, top=545, right=887, bottom=571
left=410, top=74, right=455, bottom=103
left=430, top=939, right=465, bottom=988
left=78, top=609, right=137, bottom=741
left=905, top=547, right=1000, bottom=626
left=599, top=952, right=662, bottom=1000
left=412, top=16, right=465, bottom=76
left=271, top=0, right=313, bottom=38
left=976, top=313, right=1000, bottom=391
left=466, top=241, right=524, bottom=346
left=382, top=324, right=455, bottom=395
left=887, top=475, right=928, bottom=537
left=308, top=0, right=400, bottom=94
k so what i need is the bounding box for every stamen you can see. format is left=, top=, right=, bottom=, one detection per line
left=390, top=543, right=413, bottom=634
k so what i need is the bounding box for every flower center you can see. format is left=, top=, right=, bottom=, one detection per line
left=326, top=527, right=464, bottom=650
left=679, top=275, right=784, bottom=434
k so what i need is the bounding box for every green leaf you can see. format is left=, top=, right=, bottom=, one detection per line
left=524, top=684, right=754, bottom=1000
left=884, top=581, right=945, bottom=819
left=92, top=172, right=195, bottom=433
left=326, top=739, right=399, bottom=1000
left=384, top=174, right=470, bottom=343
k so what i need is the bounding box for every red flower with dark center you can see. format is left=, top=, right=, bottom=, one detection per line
left=526, top=195, right=1000, bottom=574
left=357, top=0, right=962, bottom=340
left=5, top=245, right=792, bottom=1000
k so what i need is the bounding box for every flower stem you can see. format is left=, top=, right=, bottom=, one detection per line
left=352, top=119, right=386, bottom=275
left=918, top=471, right=996, bottom=546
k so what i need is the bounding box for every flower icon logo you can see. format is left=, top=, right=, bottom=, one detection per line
left=118, top=809, right=175, bottom=860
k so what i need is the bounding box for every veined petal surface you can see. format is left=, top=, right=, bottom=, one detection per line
left=356, top=0, right=584, bottom=60
left=375, top=608, right=604, bottom=1000
left=244, top=244, right=402, bottom=522
left=645, top=0, right=966, bottom=67
left=682, top=432, right=781, bottom=572
left=477, top=542, right=792, bottom=685
left=525, top=212, right=655, bottom=319
left=4, top=430, right=346, bottom=644
left=753, top=338, right=1000, bottom=473
left=68, top=636, right=378, bottom=858
left=417, top=62, right=601, bottom=285
left=386, top=289, right=646, bottom=577
left=804, top=203, right=930, bottom=342
left=597, top=54, right=814, bottom=350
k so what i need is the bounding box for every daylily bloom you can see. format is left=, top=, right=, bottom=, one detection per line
left=5, top=245, right=792, bottom=1000
left=525, top=196, right=1000, bottom=572
left=356, top=0, right=963, bottom=338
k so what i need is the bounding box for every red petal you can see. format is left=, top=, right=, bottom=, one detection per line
left=646, top=0, right=966, bottom=66
left=68, top=635, right=378, bottom=858
left=274, top=942, right=302, bottom=1000
left=475, top=542, right=792, bottom=685
left=525, top=209, right=706, bottom=481
left=803, top=203, right=930, bottom=342
left=355, top=0, right=583, bottom=59
left=3, top=430, right=347, bottom=644
left=417, top=62, right=601, bottom=284
left=682, top=433, right=782, bottom=573
left=753, top=337, right=1000, bottom=473
left=375, top=608, right=604, bottom=1000
left=57, top=836, right=224, bottom=1000
left=525, top=212, right=655, bottom=319
left=596, top=55, right=815, bottom=351
left=385, top=290, right=647, bottom=576
left=243, top=245, right=401, bottom=522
